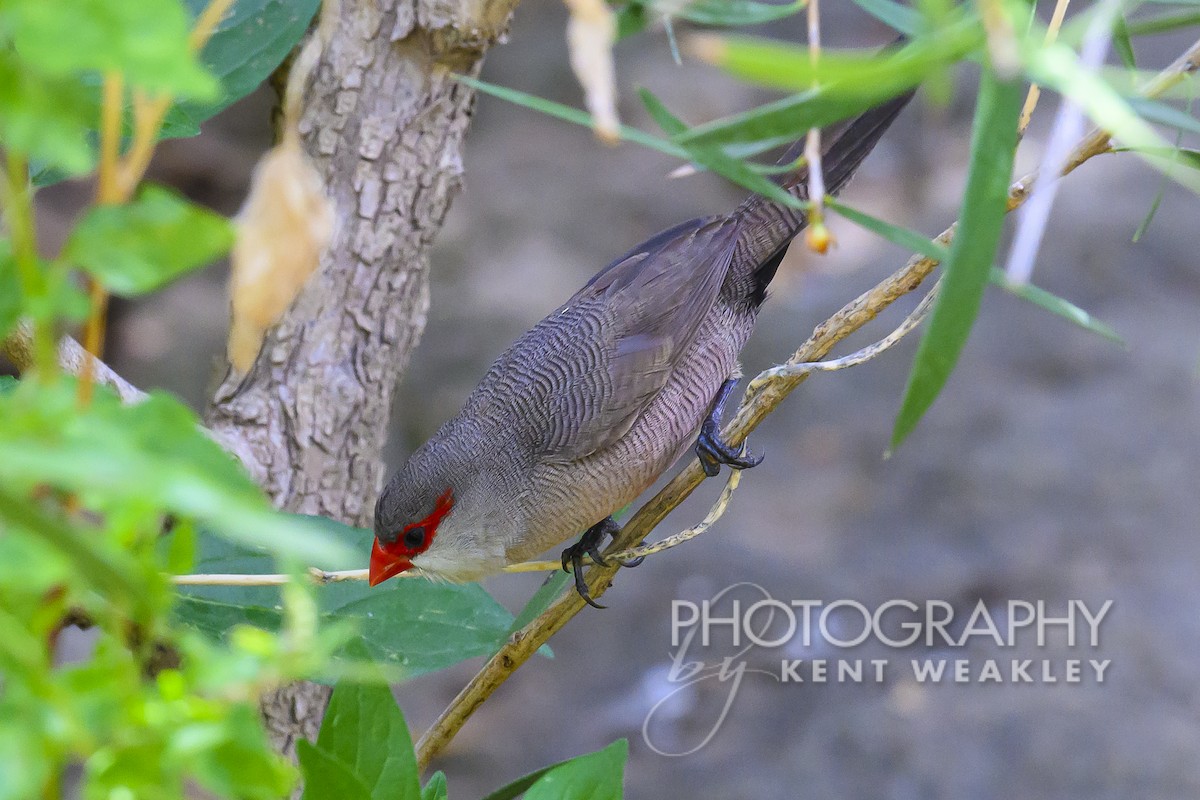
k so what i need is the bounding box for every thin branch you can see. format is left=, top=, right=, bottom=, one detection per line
left=6, top=323, right=145, bottom=403
left=412, top=36, right=1200, bottom=770
left=802, top=0, right=830, bottom=253
left=1019, top=0, right=1073, bottom=134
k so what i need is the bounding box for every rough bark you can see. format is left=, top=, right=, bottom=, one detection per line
left=202, top=0, right=519, bottom=769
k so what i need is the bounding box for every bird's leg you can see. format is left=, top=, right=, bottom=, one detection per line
left=560, top=516, right=644, bottom=609
left=695, top=378, right=764, bottom=477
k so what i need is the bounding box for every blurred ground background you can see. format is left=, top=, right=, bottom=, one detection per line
left=33, top=1, right=1200, bottom=797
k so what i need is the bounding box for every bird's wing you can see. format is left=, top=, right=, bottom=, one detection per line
left=534, top=215, right=739, bottom=461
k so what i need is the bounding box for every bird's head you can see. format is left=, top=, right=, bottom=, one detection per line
left=370, top=484, right=455, bottom=586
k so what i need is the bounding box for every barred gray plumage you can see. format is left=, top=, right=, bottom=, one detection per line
left=370, top=89, right=915, bottom=599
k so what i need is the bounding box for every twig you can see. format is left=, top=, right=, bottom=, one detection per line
left=802, top=0, right=830, bottom=253
left=412, top=36, right=1200, bottom=771
left=1019, top=0, right=1073, bottom=134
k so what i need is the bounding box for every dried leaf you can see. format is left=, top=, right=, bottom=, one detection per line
left=227, top=130, right=333, bottom=372
left=563, top=0, right=621, bottom=144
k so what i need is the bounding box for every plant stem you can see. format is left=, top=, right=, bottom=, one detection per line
left=3, top=152, right=55, bottom=375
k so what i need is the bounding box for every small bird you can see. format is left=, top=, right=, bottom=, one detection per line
left=371, top=89, right=913, bottom=605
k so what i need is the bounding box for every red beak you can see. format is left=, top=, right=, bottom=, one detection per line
left=369, top=539, right=413, bottom=586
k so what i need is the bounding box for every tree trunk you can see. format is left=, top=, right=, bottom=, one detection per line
left=203, top=0, right=519, bottom=771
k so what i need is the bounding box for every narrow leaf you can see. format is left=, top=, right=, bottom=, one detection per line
left=988, top=269, right=1124, bottom=344
left=689, top=22, right=979, bottom=94
left=1113, top=15, right=1136, bottom=70
left=1125, top=9, right=1200, bottom=35
left=850, top=0, right=923, bottom=34
left=1126, top=97, right=1200, bottom=136
left=677, top=0, right=804, bottom=27
left=456, top=74, right=687, bottom=159
left=640, top=88, right=804, bottom=208
left=891, top=70, right=1023, bottom=450
left=825, top=199, right=950, bottom=261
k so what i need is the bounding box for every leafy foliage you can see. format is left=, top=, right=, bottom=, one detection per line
left=299, top=681, right=629, bottom=800
left=173, top=527, right=520, bottom=680
left=0, top=1, right=356, bottom=797
left=64, top=184, right=235, bottom=295
left=1, top=0, right=1197, bottom=797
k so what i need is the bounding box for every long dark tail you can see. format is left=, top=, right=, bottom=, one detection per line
left=733, top=88, right=916, bottom=307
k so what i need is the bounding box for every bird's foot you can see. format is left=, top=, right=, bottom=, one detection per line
left=696, top=427, right=764, bottom=477
left=695, top=378, right=764, bottom=477
left=560, top=516, right=644, bottom=609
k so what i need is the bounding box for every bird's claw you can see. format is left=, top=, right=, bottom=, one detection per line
left=560, top=516, right=642, bottom=608
left=695, top=424, right=764, bottom=476
left=695, top=377, right=764, bottom=477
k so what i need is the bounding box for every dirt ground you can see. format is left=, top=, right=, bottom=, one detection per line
left=39, top=1, right=1200, bottom=797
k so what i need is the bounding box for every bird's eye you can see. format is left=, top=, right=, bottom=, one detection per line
left=403, top=526, right=427, bottom=550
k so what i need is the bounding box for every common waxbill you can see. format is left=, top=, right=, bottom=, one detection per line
left=371, top=87, right=914, bottom=605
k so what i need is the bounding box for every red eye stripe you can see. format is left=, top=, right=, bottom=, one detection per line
left=386, top=488, right=454, bottom=556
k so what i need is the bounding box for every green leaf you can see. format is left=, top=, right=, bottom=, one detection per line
left=63, top=184, right=234, bottom=295
left=689, top=22, right=978, bottom=94
left=616, top=2, right=649, bottom=38
left=850, top=0, right=923, bottom=34
left=677, top=28, right=979, bottom=147
left=1125, top=8, right=1200, bottom=35
left=4, top=0, right=218, bottom=99
left=522, top=740, right=627, bottom=800
left=676, top=0, right=804, bottom=27
left=0, top=244, right=20, bottom=341
left=1113, top=15, right=1136, bottom=70
left=0, top=382, right=350, bottom=566
left=1112, top=145, right=1200, bottom=170
left=821, top=203, right=1123, bottom=345
left=188, top=704, right=297, bottom=799
left=1126, top=97, right=1200, bottom=136
left=890, top=70, right=1023, bottom=450
left=421, top=772, right=449, bottom=800
left=0, top=52, right=97, bottom=174
left=640, top=88, right=804, bottom=208
left=825, top=199, right=950, bottom=261
left=316, top=681, right=421, bottom=800
left=481, top=740, right=628, bottom=800
left=177, top=0, right=322, bottom=124
left=298, top=740, right=373, bottom=800
left=172, top=527, right=516, bottom=680
left=509, top=571, right=572, bottom=637
left=456, top=74, right=688, bottom=160
left=504, top=571, right=572, bottom=660
left=1027, top=46, right=1151, bottom=144
left=988, top=269, right=1124, bottom=345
